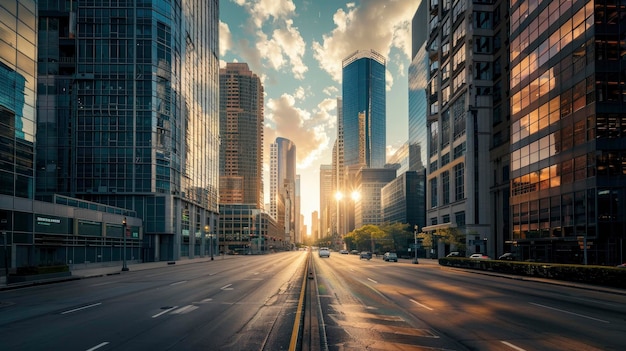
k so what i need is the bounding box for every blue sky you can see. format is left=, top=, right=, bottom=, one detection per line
left=219, top=0, right=419, bottom=233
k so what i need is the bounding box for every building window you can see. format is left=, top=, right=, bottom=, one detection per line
left=455, top=211, right=465, bottom=227
left=454, top=163, right=465, bottom=200
left=430, top=177, right=438, bottom=208
left=442, top=171, right=450, bottom=205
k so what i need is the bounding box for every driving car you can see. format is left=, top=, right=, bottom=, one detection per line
left=383, top=252, right=398, bottom=262
left=339, top=249, right=349, bottom=254
left=359, top=251, right=372, bottom=260
left=469, top=253, right=490, bottom=259
left=319, top=247, right=330, bottom=258
left=350, top=250, right=360, bottom=255
left=498, top=252, right=516, bottom=260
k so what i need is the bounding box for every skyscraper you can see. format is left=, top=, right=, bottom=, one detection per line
left=509, top=0, right=626, bottom=264
left=341, top=50, right=386, bottom=169
left=219, top=63, right=264, bottom=208
left=423, top=0, right=506, bottom=258
left=35, top=1, right=220, bottom=261
left=270, top=137, right=297, bottom=247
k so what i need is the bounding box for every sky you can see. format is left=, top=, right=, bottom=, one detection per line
left=219, top=0, right=419, bottom=234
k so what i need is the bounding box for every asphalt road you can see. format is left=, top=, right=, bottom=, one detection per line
left=313, top=253, right=626, bottom=350
left=2, top=251, right=626, bottom=351
left=0, top=251, right=308, bottom=351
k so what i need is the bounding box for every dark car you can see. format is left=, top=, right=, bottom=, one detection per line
left=446, top=251, right=461, bottom=257
left=498, top=252, right=516, bottom=261
left=359, top=251, right=372, bottom=260
left=383, top=252, right=398, bottom=262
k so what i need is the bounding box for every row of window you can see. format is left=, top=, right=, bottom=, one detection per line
left=429, top=162, right=465, bottom=208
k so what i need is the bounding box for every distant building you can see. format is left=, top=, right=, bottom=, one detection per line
left=382, top=171, right=423, bottom=226
left=270, top=137, right=297, bottom=247
left=342, top=50, right=386, bottom=169
left=319, top=164, right=333, bottom=238
left=219, top=63, right=264, bottom=208
left=354, top=168, right=396, bottom=228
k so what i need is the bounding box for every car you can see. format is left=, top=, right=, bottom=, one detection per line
left=469, top=253, right=490, bottom=259
left=617, top=263, right=626, bottom=268
left=498, top=252, right=516, bottom=261
left=350, top=250, right=360, bottom=255
left=359, top=251, right=372, bottom=260
left=319, top=247, right=330, bottom=258
left=446, top=251, right=461, bottom=257
left=383, top=252, right=398, bottom=262
left=339, top=249, right=349, bottom=254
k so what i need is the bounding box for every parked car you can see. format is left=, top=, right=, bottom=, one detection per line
left=617, top=263, right=626, bottom=268
left=339, top=249, right=349, bottom=254
left=498, top=253, right=516, bottom=261
left=446, top=251, right=461, bottom=257
left=383, top=252, right=398, bottom=262
left=469, top=253, right=490, bottom=259
left=350, top=250, right=360, bottom=255
left=359, top=251, right=372, bottom=260
left=319, top=247, right=330, bottom=258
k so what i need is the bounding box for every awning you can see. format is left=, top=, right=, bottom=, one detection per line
left=421, top=223, right=455, bottom=232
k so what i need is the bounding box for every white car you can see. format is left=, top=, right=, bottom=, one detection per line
left=319, top=247, right=330, bottom=258
left=469, top=253, right=490, bottom=259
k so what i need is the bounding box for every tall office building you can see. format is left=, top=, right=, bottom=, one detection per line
left=423, top=0, right=508, bottom=258
left=509, top=0, right=626, bottom=264
left=319, top=164, right=333, bottom=238
left=342, top=50, right=386, bottom=169
left=35, top=1, right=220, bottom=261
left=0, top=0, right=37, bottom=267
left=219, top=63, right=264, bottom=208
left=407, top=0, right=429, bottom=232
left=270, top=137, right=297, bottom=246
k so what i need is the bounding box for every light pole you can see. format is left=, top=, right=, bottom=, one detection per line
left=205, top=225, right=213, bottom=261
left=121, top=217, right=129, bottom=271
left=413, top=225, right=419, bottom=264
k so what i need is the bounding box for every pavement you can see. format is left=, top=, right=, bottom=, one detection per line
left=0, top=255, right=232, bottom=291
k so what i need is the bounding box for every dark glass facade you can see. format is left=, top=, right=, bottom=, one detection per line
left=510, top=0, right=626, bottom=264
left=35, top=0, right=220, bottom=261
left=342, top=50, right=386, bottom=168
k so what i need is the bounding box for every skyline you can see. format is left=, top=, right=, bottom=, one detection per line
left=219, top=0, right=419, bottom=233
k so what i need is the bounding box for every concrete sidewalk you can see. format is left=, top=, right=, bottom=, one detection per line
left=0, top=255, right=232, bottom=291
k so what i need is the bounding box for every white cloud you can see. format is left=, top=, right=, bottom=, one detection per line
left=294, top=86, right=306, bottom=100
left=264, top=94, right=334, bottom=170
left=323, top=86, right=339, bottom=96
left=219, top=21, right=232, bottom=57
left=312, top=0, right=418, bottom=83
left=250, top=0, right=297, bottom=28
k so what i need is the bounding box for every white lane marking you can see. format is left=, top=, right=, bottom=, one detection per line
left=221, top=283, right=233, bottom=290
left=170, top=280, right=187, bottom=286
left=530, top=302, right=609, bottom=323
left=410, top=299, right=433, bottom=311
left=367, top=278, right=378, bottom=284
left=90, top=282, right=114, bottom=287
left=201, top=298, right=213, bottom=303
left=501, top=341, right=527, bottom=351
left=171, top=305, right=199, bottom=314
left=61, top=303, right=102, bottom=314
left=85, top=342, right=109, bottom=351
left=152, top=306, right=178, bottom=318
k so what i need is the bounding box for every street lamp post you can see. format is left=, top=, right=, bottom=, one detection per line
left=205, top=225, right=213, bottom=261
left=121, top=217, right=129, bottom=271
left=413, top=225, right=419, bottom=264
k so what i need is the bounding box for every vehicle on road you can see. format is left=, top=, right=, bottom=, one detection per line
left=383, top=252, right=398, bottom=262
left=339, top=249, right=349, bottom=254
left=446, top=251, right=461, bottom=257
left=319, top=247, right=330, bottom=258
left=617, top=263, right=626, bottom=268
left=359, top=251, right=372, bottom=260
left=498, top=252, right=516, bottom=261
left=350, top=250, right=359, bottom=255
left=469, top=253, right=490, bottom=259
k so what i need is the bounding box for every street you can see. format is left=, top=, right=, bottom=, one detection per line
left=1, top=251, right=626, bottom=350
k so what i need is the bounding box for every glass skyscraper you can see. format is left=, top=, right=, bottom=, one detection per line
left=509, top=0, right=626, bottom=264
left=341, top=50, right=386, bottom=169
left=35, top=1, right=220, bottom=261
